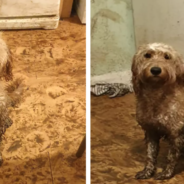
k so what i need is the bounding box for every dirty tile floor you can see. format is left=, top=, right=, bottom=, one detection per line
left=0, top=15, right=86, bottom=184
left=91, top=94, right=184, bottom=184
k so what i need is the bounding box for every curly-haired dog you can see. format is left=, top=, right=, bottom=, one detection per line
left=0, top=37, right=14, bottom=165
left=132, top=43, right=184, bottom=180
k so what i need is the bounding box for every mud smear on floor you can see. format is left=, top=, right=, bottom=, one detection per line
left=91, top=94, right=184, bottom=184
left=0, top=16, right=86, bottom=184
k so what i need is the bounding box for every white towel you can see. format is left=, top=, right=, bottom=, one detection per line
left=91, top=83, right=133, bottom=98
left=91, top=70, right=133, bottom=98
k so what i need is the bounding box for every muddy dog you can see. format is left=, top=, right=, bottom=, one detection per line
left=132, top=43, right=184, bottom=180
left=0, top=37, right=14, bottom=165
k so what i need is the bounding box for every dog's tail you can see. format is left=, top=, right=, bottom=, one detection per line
left=5, top=77, right=25, bottom=107
left=0, top=77, right=24, bottom=136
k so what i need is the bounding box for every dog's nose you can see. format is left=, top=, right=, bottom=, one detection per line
left=150, top=67, right=162, bottom=75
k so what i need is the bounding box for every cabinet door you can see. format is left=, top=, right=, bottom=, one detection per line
left=0, top=0, right=60, bottom=17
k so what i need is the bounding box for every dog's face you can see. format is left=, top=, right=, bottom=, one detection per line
left=132, top=43, right=184, bottom=90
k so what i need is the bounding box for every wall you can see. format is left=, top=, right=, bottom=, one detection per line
left=132, top=0, right=184, bottom=56
left=91, top=0, right=135, bottom=78
left=75, top=0, right=86, bottom=23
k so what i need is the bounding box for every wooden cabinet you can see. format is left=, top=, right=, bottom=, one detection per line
left=60, top=0, right=74, bottom=18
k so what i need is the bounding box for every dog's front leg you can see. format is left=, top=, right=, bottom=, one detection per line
left=135, top=132, right=159, bottom=179
left=154, top=140, right=181, bottom=180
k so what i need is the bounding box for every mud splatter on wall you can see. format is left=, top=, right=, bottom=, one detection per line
left=91, top=0, right=135, bottom=76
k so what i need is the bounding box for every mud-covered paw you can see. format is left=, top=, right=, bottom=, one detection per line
left=6, top=117, right=13, bottom=127
left=135, top=169, right=154, bottom=179
left=154, top=171, right=173, bottom=180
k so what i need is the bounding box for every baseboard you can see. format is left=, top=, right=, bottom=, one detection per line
left=0, top=16, right=59, bottom=30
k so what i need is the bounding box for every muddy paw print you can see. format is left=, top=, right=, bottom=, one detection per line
left=25, top=131, right=50, bottom=154
left=46, top=86, right=67, bottom=99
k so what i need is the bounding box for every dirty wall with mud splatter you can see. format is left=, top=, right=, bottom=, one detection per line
left=91, top=0, right=135, bottom=76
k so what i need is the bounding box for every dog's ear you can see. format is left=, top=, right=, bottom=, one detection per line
left=175, top=54, right=184, bottom=81
left=2, top=49, right=13, bottom=81
left=131, top=55, right=141, bottom=95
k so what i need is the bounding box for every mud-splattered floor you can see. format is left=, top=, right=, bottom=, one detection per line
left=0, top=15, right=86, bottom=184
left=91, top=94, right=184, bottom=184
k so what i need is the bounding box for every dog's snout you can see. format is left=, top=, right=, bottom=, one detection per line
left=150, top=67, right=162, bottom=75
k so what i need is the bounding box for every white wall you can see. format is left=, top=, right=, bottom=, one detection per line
left=91, top=0, right=135, bottom=77
left=132, top=0, right=184, bottom=56
left=75, top=0, right=86, bottom=24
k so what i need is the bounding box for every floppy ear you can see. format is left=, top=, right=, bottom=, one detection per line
left=2, top=48, right=13, bottom=81
left=174, top=54, right=184, bottom=82
left=131, top=54, right=141, bottom=95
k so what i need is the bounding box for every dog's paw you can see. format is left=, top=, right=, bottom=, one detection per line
left=154, top=171, right=173, bottom=180
left=135, top=169, right=154, bottom=179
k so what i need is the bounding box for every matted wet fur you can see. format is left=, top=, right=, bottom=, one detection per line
left=132, top=43, right=184, bottom=180
left=0, top=37, right=21, bottom=165
left=0, top=38, right=13, bottom=81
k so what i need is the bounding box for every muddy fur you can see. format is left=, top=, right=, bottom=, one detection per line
left=132, top=43, right=184, bottom=180
left=0, top=37, right=23, bottom=165
left=0, top=38, right=13, bottom=81
left=5, top=78, right=24, bottom=107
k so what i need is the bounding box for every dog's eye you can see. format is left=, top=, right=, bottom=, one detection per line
left=144, top=53, right=152, bottom=58
left=164, top=54, right=170, bottom=60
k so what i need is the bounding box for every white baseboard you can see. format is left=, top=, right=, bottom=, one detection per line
left=0, top=16, right=59, bottom=30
